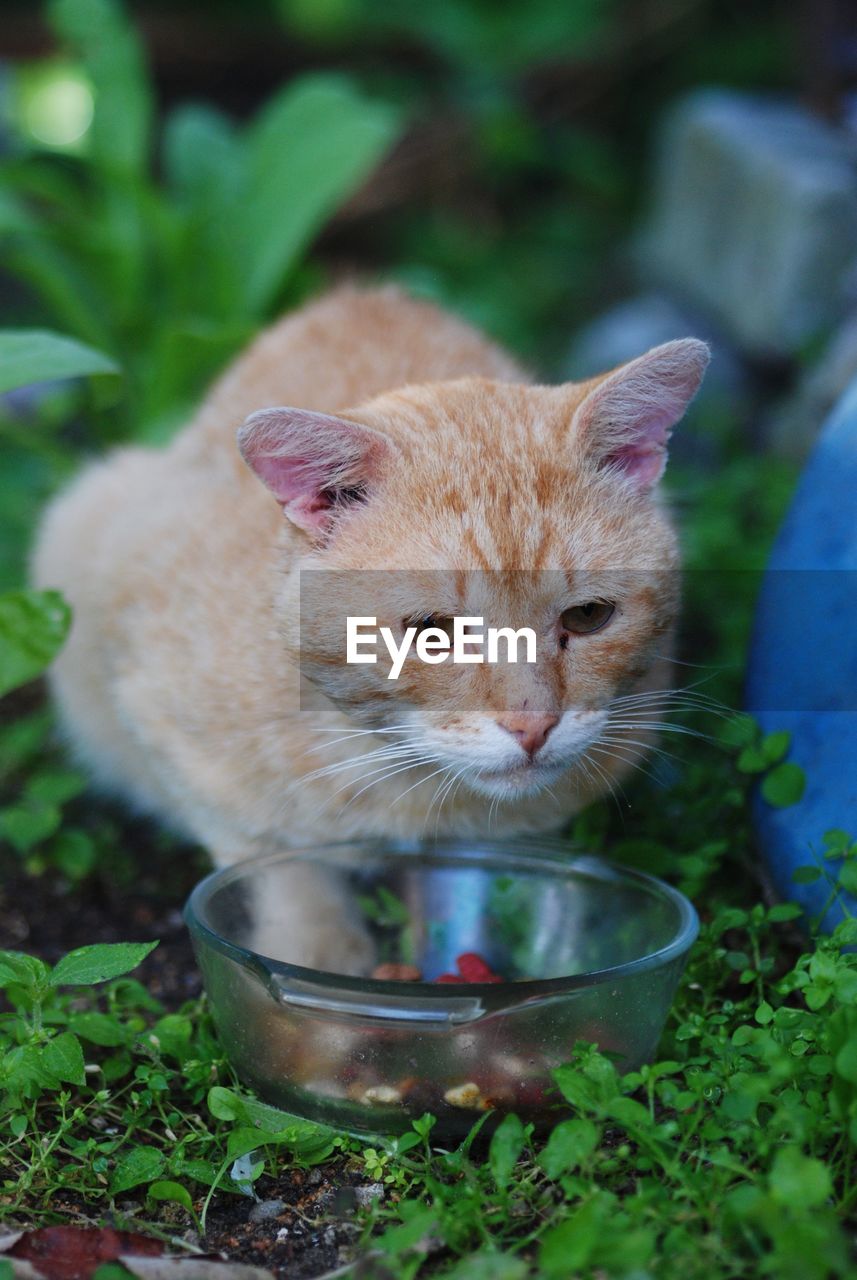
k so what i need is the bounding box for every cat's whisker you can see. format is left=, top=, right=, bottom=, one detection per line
left=577, top=749, right=628, bottom=816
left=651, top=652, right=732, bottom=673
left=327, top=754, right=433, bottom=799
left=589, top=742, right=666, bottom=788
left=307, top=728, right=419, bottom=754
left=597, top=732, right=682, bottom=764
left=311, top=724, right=416, bottom=744
left=609, top=692, right=731, bottom=718
left=605, top=718, right=720, bottom=744
left=427, top=766, right=467, bottom=835
left=390, top=763, right=453, bottom=811
left=437, top=765, right=472, bottom=827
left=611, top=682, right=731, bottom=706
left=340, top=758, right=440, bottom=811
left=423, top=767, right=454, bottom=827
left=297, top=744, right=425, bottom=787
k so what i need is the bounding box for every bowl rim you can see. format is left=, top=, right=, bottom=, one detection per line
left=184, top=837, right=700, bottom=1001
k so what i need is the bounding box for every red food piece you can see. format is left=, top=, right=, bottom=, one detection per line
left=435, top=972, right=467, bottom=983
left=456, top=952, right=502, bottom=983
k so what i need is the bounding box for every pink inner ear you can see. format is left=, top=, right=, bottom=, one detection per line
left=609, top=444, right=667, bottom=487
left=251, top=455, right=331, bottom=511
left=238, top=407, right=387, bottom=535
left=605, top=408, right=674, bottom=486
left=575, top=339, right=710, bottom=490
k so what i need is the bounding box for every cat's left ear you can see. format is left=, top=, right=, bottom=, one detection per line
left=238, top=406, right=394, bottom=535
left=571, top=339, right=710, bottom=489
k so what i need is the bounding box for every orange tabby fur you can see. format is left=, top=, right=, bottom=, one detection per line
left=32, top=284, right=706, bottom=967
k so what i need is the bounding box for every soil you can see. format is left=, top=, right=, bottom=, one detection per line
left=0, top=818, right=371, bottom=1280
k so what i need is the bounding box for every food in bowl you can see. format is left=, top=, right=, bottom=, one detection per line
left=185, top=838, right=698, bottom=1137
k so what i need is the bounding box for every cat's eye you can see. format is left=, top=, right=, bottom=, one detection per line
left=407, top=614, right=454, bottom=638
left=560, top=601, right=615, bottom=636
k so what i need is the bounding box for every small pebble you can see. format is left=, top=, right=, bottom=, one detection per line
left=249, top=1198, right=286, bottom=1222
left=361, top=1084, right=402, bottom=1106
left=354, top=1182, right=385, bottom=1208
left=443, top=1081, right=486, bottom=1110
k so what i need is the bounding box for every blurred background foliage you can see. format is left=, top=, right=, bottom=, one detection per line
left=0, top=0, right=799, bottom=598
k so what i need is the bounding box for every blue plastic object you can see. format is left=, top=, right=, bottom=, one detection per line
left=746, top=379, right=857, bottom=929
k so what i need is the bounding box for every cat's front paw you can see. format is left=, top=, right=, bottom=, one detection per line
left=250, top=917, right=378, bottom=978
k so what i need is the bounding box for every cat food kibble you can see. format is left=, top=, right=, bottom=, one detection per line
left=370, top=962, right=423, bottom=981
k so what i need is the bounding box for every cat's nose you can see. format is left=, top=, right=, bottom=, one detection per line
left=497, top=713, right=559, bottom=758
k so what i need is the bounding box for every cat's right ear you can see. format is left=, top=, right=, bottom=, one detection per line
left=570, top=339, right=710, bottom=489
left=237, top=407, right=394, bottom=535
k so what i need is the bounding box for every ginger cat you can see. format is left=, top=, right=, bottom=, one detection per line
left=32, top=285, right=707, bottom=968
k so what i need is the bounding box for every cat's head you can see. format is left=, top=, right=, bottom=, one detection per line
left=238, top=340, right=708, bottom=799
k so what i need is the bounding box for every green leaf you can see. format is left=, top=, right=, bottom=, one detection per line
left=0, top=330, right=118, bottom=395
left=539, top=1196, right=609, bottom=1276
left=208, top=1087, right=336, bottom=1164
left=147, top=1180, right=195, bottom=1217
left=761, top=762, right=806, bottom=808
left=207, top=1086, right=303, bottom=1131
left=0, top=950, right=50, bottom=996
left=162, top=104, right=241, bottom=205
left=70, top=1011, right=126, bottom=1047
left=488, top=1113, right=526, bottom=1190
left=43, top=1031, right=85, bottom=1086
left=150, top=1013, right=192, bottom=1062
left=720, top=712, right=758, bottom=747
left=0, top=798, right=62, bottom=852
left=235, top=76, right=401, bottom=315
left=762, top=730, right=792, bottom=764
left=0, top=590, right=71, bottom=697
left=834, top=1033, right=857, bottom=1084
left=768, top=1147, right=832, bottom=1209
left=838, top=861, right=857, bottom=896
left=51, top=830, right=98, bottom=880
left=605, top=1096, right=652, bottom=1130
left=110, top=1145, right=165, bottom=1194
left=539, top=1117, right=599, bottom=1178
left=27, top=767, right=87, bottom=806
left=736, top=744, right=768, bottom=774
left=50, top=940, right=158, bottom=987
left=226, top=1126, right=266, bottom=1162
left=444, top=1253, right=528, bottom=1280
left=48, top=0, right=152, bottom=175
left=375, top=1204, right=437, bottom=1257
left=768, top=902, right=803, bottom=923
left=792, top=864, right=822, bottom=884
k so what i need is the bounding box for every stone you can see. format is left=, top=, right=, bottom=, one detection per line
left=248, top=1198, right=285, bottom=1222
left=353, top=1183, right=385, bottom=1208
left=640, top=90, right=857, bottom=358
left=746, top=374, right=857, bottom=929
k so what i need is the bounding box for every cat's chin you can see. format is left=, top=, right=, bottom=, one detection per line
left=465, top=759, right=572, bottom=800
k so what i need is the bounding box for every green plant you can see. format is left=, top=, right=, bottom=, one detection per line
left=1, top=0, right=401, bottom=444
left=0, top=939, right=344, bottom=1226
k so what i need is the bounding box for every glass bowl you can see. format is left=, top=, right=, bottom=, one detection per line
left=184, top=838, right=698, bottom=1138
